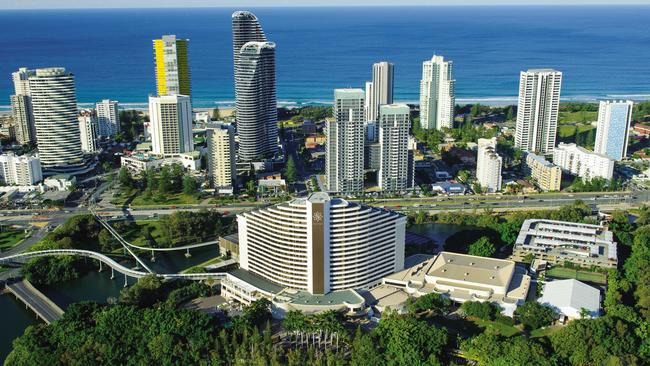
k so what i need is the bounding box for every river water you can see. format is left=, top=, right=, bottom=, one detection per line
left=0, top=224, right=471, bottom=361
left=0, top=246, right=218, bottom=361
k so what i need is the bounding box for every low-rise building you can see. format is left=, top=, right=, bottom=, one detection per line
left=538, top=279, right=600, bottom=321
left=431, top=181, right=467, bottom=195
left=512, top=219, right=617, bottom=269
left=43, top=174, right=76, bottom=191
left=633, top=123, right=650, bottom=137
left=120, top=153, right=165, bottom=174
left=379, top=252, right=531, bottom=316
left=304, top=134, right=326, bottom=149
left=553, top=142, right=615, bottom=181
left=525, top=152, right=562, bottom=191
left=0, top=154, right=42, bottom=185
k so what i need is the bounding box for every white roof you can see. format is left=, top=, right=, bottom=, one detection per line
left=538, top=279, right=600, bottom=317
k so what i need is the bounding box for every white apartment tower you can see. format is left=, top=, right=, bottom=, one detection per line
left=148, top=95, right=193, bottom=156
left=96, top=99, right=120, bottom=137
left=378, top=104, right=411, bottom=191
left=476, top=137, right=503, bottom=192
left=28, top=68, right=85, bottom=172
left=515, top=69, right=562, bottom=155
left=238, top=192, right=406, bottom=294
left=594, top=100, right=634, bottom=161
left=206, top=123, right=236, bottom=190
left=553, top=143, right=615, bottom=181
left=78, top=109, right=98, bottom=153
left=419, top=55, right=455, bottom=130
left=365, top=62, right=394, bottom=123
left=10, top=68, right=37, bottom=145
left=326, top=89, right=365, bottom=194
left=0, top=154, right=42, bottom=186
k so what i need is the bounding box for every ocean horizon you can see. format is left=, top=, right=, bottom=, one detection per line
left=1, top=6, right=649, bottom=110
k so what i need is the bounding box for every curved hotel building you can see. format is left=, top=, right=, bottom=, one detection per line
left=237, top=193, right=406, bottom=296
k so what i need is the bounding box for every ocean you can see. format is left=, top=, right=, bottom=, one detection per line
left=0, top=6, right=649, bottom=110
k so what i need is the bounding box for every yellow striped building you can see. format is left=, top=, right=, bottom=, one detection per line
left=153, top=35, right=191, bottom=97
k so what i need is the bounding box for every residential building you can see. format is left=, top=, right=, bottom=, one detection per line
left=10, top=68, right=37, bottom=145
left=148, top=95, right=193, bottom=156
left=512, top=219, right=617, bottom=269
left=153, top=35, right=191, bottom=97
left=553, top=142, right=615, bottom=180
left=0, top=154, right=42, bottom=185
left=476, top=137, right=502, bottom=192
left=232, top=11, right=277, bottom=162
left=235, top=42, right=278, bottom=161
left=326, top=89, right=365, bottom=194
left=431, top=181, right=467, bottom=195
left=206, top=123, right=236, bottom=190
left=43, top=174, right=76, bottom=191
left=78, top=109, right=98, bottom=153
left=28, top=68, right=85, bottom=173
left=96, top=99, right=120, bottom=137
left=380, top=252, right=531, bottom=316
left=538, top=279, right=601, bottom=321
left=10, top=94, right=36, bottom=145
left=633, top=123, right=650, bottom=137
left=594, top=100, right=634, bottom=161
left=515, top=69, right=562, bottom=155
left=235, top=192, right=406, bottom=295
left=378, top=104, right=411, bottom=191
left=365, top=62, right=394, bottom=123
left=524, top=152, right=562, bottom=191
left=419, top=55, right=455, bottom=130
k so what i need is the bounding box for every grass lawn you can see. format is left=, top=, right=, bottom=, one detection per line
left=546, top=266, right=607, bottom=284
left=530, top=325, right=563, bottom=338
left=558, top=124, right=596, bottom=138
left=559, top=111, right=598, bottom=123
left=181, top=256, right=223, bottom=274
left=0, top=229, right=28, bottom=252
left=118, top=220, right=167, bottom=247
left=472, top=318, right=521, bottom=337
left=130, top=191, right=201, bottom=206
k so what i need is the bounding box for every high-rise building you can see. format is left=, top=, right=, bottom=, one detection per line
left=326, top=89, right=365, bottom=194
left=236, top=192, right=406, bottom=295
left=553, top=142, right=614, bottom=180
left=524, top=153, right=562, bottom=191
left=232, top=11, right=267, bottom=81
left=378, top=104, right=411, bottom=191
left=96, top=99, right=120, bottom=137
left=0, top=154, right=42, bottom=186
left=419, top=55, right=455, bottom=130
left=365, top=62, right=394, bottom=123
left=235, top=41, right=278, bottom=161
left=153, top=35, right=191, bottom=97
left=476, top=137, right=502, bottom=192
left=10, top=68, right=36, bottom=145
left=515, top=69, right=562, bottom=155
left=594, top=100, right=634, bottom=161
left=206, top=123, right=236, bottom=190
left=10, top=95, right=36, bottom=145
left=28, top=68, right=85, bottom=172
left=78, top=109, right=98, bottom=153
left=148, top=95, right=193, bottom=156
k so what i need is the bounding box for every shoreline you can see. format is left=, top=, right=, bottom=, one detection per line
left=1, top=95, right=649, bottom=114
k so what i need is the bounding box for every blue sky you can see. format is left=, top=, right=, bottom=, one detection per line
left=3, top=0, right=649, bottom=10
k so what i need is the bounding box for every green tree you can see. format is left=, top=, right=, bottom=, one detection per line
left=514, top=301, right=556, bottom=330
left=118, top=166, right=134, bottom=188
left=212, top=107, right=220, bottom=121
left=405, top=293, right=452, bottom=315
left=284, top=156, right=297, bottom=184
left=468, top=236, right=496, bottom=257
left=461, top=301, right=498, bottom=320
left=182, top=174, right=198, bottom=195
left=461, top=333, right=550, bottom=366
